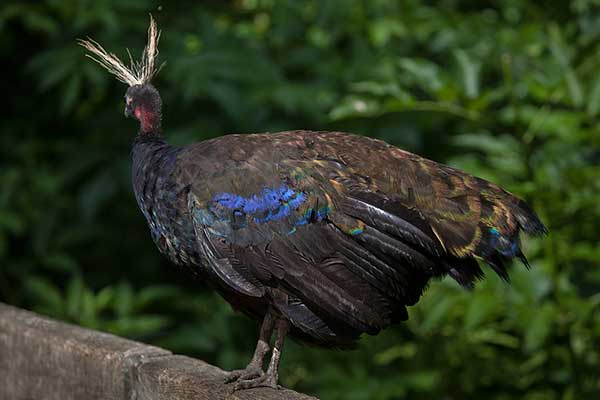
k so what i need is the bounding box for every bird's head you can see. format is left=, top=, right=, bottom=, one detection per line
left=124, top=84, right=162, bottom=134
left=79, top=16, right=163, bottom=135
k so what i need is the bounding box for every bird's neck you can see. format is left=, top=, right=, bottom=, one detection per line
left=136, top=106, right=162, bottom=135
left=131, top=133, right=172, bottom=171
left=130, top=135, right=199, bottom=267
left=131, top=133, right=178, bottom=219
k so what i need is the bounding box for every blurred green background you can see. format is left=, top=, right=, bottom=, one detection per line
left=1, top=0, right=599, bottom=398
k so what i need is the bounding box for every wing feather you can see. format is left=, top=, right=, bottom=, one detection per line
left=177, top=130, right=546, bottom=345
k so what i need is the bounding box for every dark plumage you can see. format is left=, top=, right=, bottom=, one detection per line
left=132, top=126, right=547, bottom=344
left=81, top=20, right=547, bottom=390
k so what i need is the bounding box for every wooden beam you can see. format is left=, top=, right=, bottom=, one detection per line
left=0, top=303, right=317, bottom=400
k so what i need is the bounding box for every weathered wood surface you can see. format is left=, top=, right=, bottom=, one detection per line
left=0, top=303, right=317, bottom=400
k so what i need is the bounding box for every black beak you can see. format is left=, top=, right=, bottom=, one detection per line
left=125, top=103, right=134, bottom=118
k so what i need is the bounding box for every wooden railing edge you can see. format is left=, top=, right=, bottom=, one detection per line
left=0, top=302, right=317, bottom=400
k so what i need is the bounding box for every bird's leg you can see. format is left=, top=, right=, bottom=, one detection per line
left=263, top=318, right=291, bottom=387
left=224, top=309, right=275, bottom=383
left=234, top=318, right=291, bottom=390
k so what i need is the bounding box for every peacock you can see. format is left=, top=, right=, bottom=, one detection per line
left=79, top=17, right=547, bottom=390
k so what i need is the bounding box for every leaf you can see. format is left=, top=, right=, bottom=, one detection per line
left=24, top=277, right=64, bottom=316
left=43, top=253, right=78, bottom=273
left=374, top=343, right=417, bottom=365
left=107, top=315, right=171, bottom=337
left=155, top=323, right=217, bottom=353
left=395, top=370, right=439, bottom=391
left=94, top=286, right=114, bottom=312
left=454, top=49, right=481, bottom=98
left=66, top=275, right=83, bottom=319
left=419, top=295, right=456, bottom=333
left=463, top=293, right=497, bottom=330
left=565, top=70, right=584, bottom=108
left=470, top=329, right=520, bottom=348
left=134, top=285, right=180, bottom=310
left=350, top=81, right=412, bottom=100
left=453, top=132, right=520, bottom=156
left=0, top=211, right=24, bottom=234
left=60, top=74, right=82, bottom=115
left=329, top=96, right=380, bottom=120
left=586, top=74, right=600, bottom=116
left=115, top=281, right=134, bottom=318
left=398, top=58, right=444, bottom=95
left=519, top=352, right=547, bottom=374
left=384, top=99, right=478, bottom=120
left=548, top=23, right=583, bottom=108
left=368, top=18, right=407, bottom=47
left=80, top=288, right=97, bottom=327
left=524, top=304, right=554, bottom=352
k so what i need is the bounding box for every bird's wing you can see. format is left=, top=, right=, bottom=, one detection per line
left=183, top=155, right=438, bottom=343
left=186, top=160, right=389, bottom=342
left=179, top=131, right=546, bottom=343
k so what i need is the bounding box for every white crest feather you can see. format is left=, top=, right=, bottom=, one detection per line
left=78, top=15, right=161, bottom=86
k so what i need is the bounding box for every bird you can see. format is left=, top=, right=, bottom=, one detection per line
left=79, top=17, right=547, bottom=390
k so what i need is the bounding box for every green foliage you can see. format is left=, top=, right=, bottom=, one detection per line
left=1, top=0, right=599, bottom=398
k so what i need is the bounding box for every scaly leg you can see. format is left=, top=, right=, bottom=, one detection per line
left=234, top=318, right=291, bottom=390
left=224, top=309, right=275, bottom=383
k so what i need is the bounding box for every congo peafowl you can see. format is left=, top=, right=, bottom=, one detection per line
left=79, top=17, right=547, bottom=390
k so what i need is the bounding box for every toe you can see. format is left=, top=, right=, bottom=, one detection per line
left=262, top=375, right=280, bottom=389
left=239, top=367, right=263, bottom=381
left=233, top=375, right=266, bottom=391
left=224, top=366, right=263, bottom=384
left=232, top=373, right=280, bottom=391
left=224, top=370, right=242, bottom=384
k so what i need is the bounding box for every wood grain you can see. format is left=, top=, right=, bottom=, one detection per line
left=0, top=303, right=317, bottom=400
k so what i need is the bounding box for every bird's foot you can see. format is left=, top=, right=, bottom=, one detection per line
left=224, top=365, right=264, bottom=384
left=232, top=371, right=280, bottom=391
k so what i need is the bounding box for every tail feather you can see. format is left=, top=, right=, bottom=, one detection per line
left=338, top=188, right=546, bottom=289
left=446, top=257, right=485, bottom=289
left=514, top=199, right=548, bottom=236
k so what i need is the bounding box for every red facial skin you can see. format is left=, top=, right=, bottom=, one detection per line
left=134, top=106, right=159, bottom=134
